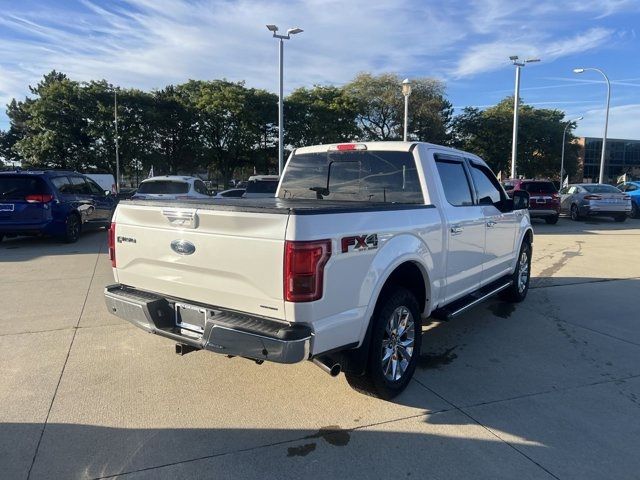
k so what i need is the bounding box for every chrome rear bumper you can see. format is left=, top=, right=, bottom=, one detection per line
left=104, top=284, right=312, bottom=364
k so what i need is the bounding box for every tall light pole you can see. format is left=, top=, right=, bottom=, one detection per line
left=560, top=116, right=583, bottom=187
left=509, top=56, right=540, bottom=179
left=573, top=67, right=610, bottom=184
left=402, top=78, right=412, bottom=141
left=266, top=24, right=303, bottom=176
left=114, top=89, right=120, bottom=194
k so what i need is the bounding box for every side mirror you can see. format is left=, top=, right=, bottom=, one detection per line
left=512, top=190, right=530, bottom=210
left=104, top=190, right=112, bottom=196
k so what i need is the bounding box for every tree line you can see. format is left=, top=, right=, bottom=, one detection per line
left=0, top=70, right=579, bottom=186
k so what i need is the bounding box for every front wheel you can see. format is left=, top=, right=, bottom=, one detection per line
left=630, top=203, right=639, bottom=219
left=345, top=287, right=421, bottom=400
left=501, top=241, right=532, bottom=303
left=545, top=215, right=559, bottom=225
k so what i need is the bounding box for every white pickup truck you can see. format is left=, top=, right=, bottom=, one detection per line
left=105, top=142, right=532, bottom=399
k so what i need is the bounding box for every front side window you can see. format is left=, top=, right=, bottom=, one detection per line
left=69, top=176, right=92, bottom=195
left=435, top=159, right=473, bottom=207
left=279, top=150, right=423, bottom=203
left=194, top=180, right=208, bottom=195
left=469, top=164, right=503, bottom=205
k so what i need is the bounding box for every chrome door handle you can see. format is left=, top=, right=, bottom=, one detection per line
left=450, top=225, right=463, bottom=235
left=486, top=220, right=497, bottom=228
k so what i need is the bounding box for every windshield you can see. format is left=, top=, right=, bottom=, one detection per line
left=245, top=179, right=278, bottom=194
left=278, top=151, right=424, bottom=203
left=521, top=182, right=557, bottom=194
left=583, top=184, right=621, bottom=194
left=137, top=180, right=189, bottom=194
left=0, top=176, right=49, bottom=200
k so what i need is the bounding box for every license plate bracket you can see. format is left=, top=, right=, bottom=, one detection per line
left=175, top=302, right=206, bottom=335
left=0, top=204, right=15, bottom=212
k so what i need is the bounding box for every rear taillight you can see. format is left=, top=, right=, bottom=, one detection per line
left=108, top=222, right=116, bottom=268
left=623, top=195, right=631, bottom=201
left=584, top=195, right=602, bottom=200
left=284, top=239, right=332, bottom=302
left=24, top=194, right=54, bottom=203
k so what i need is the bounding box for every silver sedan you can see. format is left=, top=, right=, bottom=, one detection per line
left=560, top=183, right=631, bottom=222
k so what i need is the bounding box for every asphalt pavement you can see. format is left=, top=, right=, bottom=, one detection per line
left=1, top=217, right=639, bottom=480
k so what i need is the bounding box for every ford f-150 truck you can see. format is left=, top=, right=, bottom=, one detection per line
left=105, top=142, right=532, bottom=399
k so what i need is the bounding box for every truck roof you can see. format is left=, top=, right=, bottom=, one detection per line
left=294, top=141, right=475, bottom=158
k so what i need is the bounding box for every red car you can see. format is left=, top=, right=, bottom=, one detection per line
left=502, top=179, right=560, bottom=224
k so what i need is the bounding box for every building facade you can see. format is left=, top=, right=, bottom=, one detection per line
left=575, top=137, right=640, bottom=183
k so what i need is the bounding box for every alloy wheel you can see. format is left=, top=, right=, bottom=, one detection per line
left=381, top=306, right=415, bottom=382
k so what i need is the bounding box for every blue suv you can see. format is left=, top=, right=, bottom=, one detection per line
left=0, top=170, right=117, bottom=243
left=617, top=181, right=640, bottom=218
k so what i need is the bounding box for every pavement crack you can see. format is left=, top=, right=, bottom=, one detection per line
left=26, top=242, right=103, bottom=480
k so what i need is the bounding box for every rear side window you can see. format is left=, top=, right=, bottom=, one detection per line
left=279, top=151, right=423, bottom=203
left=436, top=159, right=473, bottom=206
left=69, top=176, right=92, bottom=195
left=51, top=176, right=73, bottom=194
left=521, top=181, right=557, bottom=194
left=221, top=189, right=245, bottom=197
left=0, top=176, right=48, bottom=200
left=137, top=181, right=189, bottom=194
left=246, top=179, right=278, bottom=195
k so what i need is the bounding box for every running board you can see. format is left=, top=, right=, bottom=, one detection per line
left=431, top=279, right=513, bottom=321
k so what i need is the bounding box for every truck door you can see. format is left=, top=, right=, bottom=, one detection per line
left=467, top=161, right=518, bottom=284
left=434, top=155, right=485, bottom=304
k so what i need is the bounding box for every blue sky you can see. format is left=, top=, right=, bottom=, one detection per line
left=0, top=0, right=639, bottom=139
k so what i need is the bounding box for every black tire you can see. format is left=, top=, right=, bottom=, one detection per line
left=63, top=214, right=81, bottom=243
left=614, top=214, right=627, bottom=223
left=501, top=241, right=532, bottom=303
left=630, top=203, right=639, bottom=219
left=545, top=215, right=559, bottom=225
left=345, top=287, right=422, bottom=400
left=570, top=204, right=582, bottom=221
left=0, top=234, right=4, bottom=243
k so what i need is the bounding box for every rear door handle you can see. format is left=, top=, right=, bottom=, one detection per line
left=486, top=220, right=497, bottom=228
left=450, top=225, right=463, bottom=235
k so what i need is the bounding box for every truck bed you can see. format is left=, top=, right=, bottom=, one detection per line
left=125, top=197, right=435, bottom=215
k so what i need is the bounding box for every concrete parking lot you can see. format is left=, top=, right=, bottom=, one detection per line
left=1, top=218, right=639, bottom=480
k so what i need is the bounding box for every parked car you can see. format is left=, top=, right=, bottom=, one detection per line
left=616, top=181, right=640, bottom=218
left=214, top=188, right=246, bottom=198
left=560, top=183, right=631, bottom=222
left=242, top=175, right=279, bottom=198
left=0, top=170, right=116, bottom=243
left=502, top=179, right=560, bottom=224
left=105, top=141, right=532, bottom=399
left=85, top=173, right=117, bottom=195
left=132, top=176, right=211, bottom=200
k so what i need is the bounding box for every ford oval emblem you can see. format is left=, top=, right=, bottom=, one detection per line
left=171, top=240, right=196, bottom=255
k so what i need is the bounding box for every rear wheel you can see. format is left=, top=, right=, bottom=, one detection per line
left=570, top=204, right=582, bottom=221
left=545, top=215, right=559, bottom=225
left=501, top=241, right=531, bottom=303
left=63, top=214, right=81, bottom=243
left=345, top=287, right=421, bottom=400
left=630, top=203, right=639, bottom=219
left=614, top=214, right=627, bottom=223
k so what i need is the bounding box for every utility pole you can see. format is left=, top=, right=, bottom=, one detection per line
left=114, top=89, right=120, bottom=193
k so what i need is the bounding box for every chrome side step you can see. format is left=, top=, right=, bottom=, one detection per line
left=431, top=279, right=513, bottom=321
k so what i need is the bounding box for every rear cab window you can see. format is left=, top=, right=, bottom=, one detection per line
left=279, top=150, right=424, bottom=203
left=0, top=175, right=50, bottom=201
left=520, top=181, right=557, bottom=194
left=138, top=181, right=189, bottom=194
left=246, top=179, right=278, bottom=195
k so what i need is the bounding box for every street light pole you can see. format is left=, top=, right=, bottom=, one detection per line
left=266, top=24, right=303, bottom=176
left=560, top=116, right=583, bottom=187
left=573, top=67, right=610, bottom=184
left=509, top=56, right=540, bottom=179
left=402, top=78, right=412, bottom=141
left=114, top=89, right=120, bottom=194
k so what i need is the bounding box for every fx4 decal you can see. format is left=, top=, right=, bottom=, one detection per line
left=341, top=234, right=378, bottom=253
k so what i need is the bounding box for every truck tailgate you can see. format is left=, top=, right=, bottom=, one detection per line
left=113, top=203, right=288, bottom=320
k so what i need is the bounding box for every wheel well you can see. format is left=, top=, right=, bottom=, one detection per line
left=377, top=262, right=428, bottom=315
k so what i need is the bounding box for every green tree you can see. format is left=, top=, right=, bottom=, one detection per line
left=452, top=97, right=579, bottom=179
left=285, top=85, right=359, bottom=147
left=344, top=73, right=453, bottom=143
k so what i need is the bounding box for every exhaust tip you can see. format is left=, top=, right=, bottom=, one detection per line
left=329, top=363, right=341, bottom=377
left=312, top=357, right=341, bottom=377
